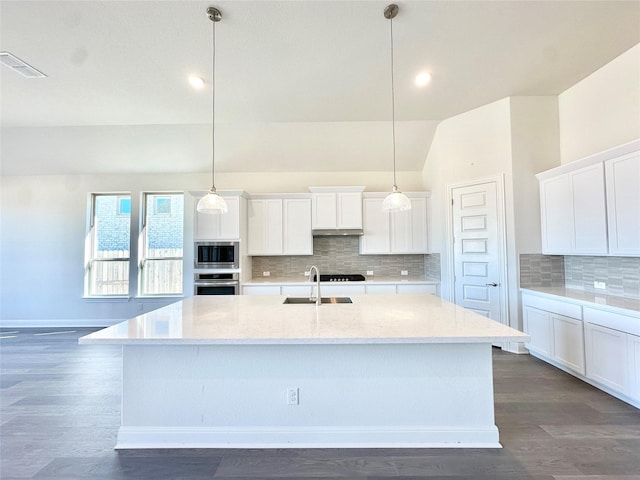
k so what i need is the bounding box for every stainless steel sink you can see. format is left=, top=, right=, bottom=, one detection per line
left=283, top=297, right=352, bottom=304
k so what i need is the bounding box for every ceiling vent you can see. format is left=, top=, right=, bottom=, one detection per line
left=0, top=52, right=46, bottom=78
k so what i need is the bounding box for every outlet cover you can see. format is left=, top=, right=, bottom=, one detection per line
left=366, top=270, right=374, bottom=276
left=401, top=270, right=409, bottom=276
left=594, top=281, right=606, bottom=290
left=286, top=387, right=299, bottom=405
left=263, top=271, right=270, bottom=277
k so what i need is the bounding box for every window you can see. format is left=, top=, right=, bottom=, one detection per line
left=139, top=193, right=184, bottom=295
left=85, top=194, right=131, bottom=296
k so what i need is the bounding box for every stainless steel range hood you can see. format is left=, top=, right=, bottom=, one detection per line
left=312, top=228, right=364, bottom=237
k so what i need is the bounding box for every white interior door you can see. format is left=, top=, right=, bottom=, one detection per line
left=452, top=181, right=504, bottom=324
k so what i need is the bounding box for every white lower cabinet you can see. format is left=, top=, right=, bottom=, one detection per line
left=522, top=290, right=639, bottom=408
left=523, top=306, right=553, bottom=358
left=629, top=334, right=640, bottom=402
left=321, top=285, right=366, bottom=297
left=585, top=322, right=628, bottom=394
left=365, top=284, right=397, bottom=295
left=522, top=294, right=584, bottom=375
left=551, top=314, right=585, bottom=375
left=397, top=284, right=437, bottom=295
left=281, top=285, right=313, bottom=297
left=241, top=285, right=280, bottom=295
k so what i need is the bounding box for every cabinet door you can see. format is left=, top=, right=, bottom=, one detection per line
left=397, top=284, right=437, bottom=295
left=312, top=193, right=337, bottom=229
left=194, top=196, right=240, bottom=240
left=629, top=334, right=640, bottom=402
left=360, top=197, right=390, bottom=254
left=523, top=306, right=553, bottom=357
left=540, top=174, right=572, bottom=254
left=585, top=322, right=628, bottom=394
left=365, top=284, right=397, bottom=295
left=283, top=198, right=312, bottom=255
left=390, top=197, right=428, bottom=254
left=569, top=163, right=608, bottom=254
left=248, top=199, right=283, bottom=255
left=606, top=152, right=640, bottom=256
left=552, top=314, right=585, bottom=375
left=281, top=285, right=313, bottom=297
left=321, top=284, right=366, bottom=297
left=242, top=285, right=281, bottom=295
left=337, top=193, right=363, bottom=229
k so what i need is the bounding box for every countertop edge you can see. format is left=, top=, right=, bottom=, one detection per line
left=520, top=287, right=639, bottom=317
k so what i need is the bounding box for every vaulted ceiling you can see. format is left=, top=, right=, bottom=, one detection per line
left=1, top=1, right=639, bottom=175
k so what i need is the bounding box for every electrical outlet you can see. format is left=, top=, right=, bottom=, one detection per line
left=401, top=270, right=409, bottom=276
left=263, top=271, right=270, bottom=277
left=286, top=387, right=299, bottom=405
left=366, top=270, right=374, bottom=276
left=304, top=271, right=310, bottom=277
left=594, top=281, right=606, bottom=290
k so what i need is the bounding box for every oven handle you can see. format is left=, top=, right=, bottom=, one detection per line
left=194, top=281, right=239, bottom=287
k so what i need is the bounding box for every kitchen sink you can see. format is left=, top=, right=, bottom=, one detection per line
left=283, top=297, right=353, bottom=304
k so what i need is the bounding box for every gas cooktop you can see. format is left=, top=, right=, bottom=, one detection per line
left=313, top=274, right=366, bottom=282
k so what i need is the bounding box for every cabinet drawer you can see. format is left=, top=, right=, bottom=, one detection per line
left=366, top=284, right=397, bottom=295
left=522, top=294, right=582, bottom=319
left=242, top=285, right=280, bottom=295
left=584, top=307, right=640, bottom=336
left=397, top=284, right=437, bottom=295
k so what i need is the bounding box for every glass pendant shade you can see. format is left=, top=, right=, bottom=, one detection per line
left=197, top=188, right=228, bottom=214
left=382, top=186, right=412, bottom=212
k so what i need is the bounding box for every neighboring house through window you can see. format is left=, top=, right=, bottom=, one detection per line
left=139, top=193, right=184, bottom=296
left=85, top=194, right=131, bottom=296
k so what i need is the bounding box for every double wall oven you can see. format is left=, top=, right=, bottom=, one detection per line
left=194, top=241, right=240, bottom=295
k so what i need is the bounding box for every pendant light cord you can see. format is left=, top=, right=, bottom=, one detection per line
left=389, top=14, right=397, bottom=189
left=211, top=17, right=217, bottom=191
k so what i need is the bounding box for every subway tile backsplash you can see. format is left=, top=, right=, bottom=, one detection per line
left=564, top=256, right=639, bottom=299
left=251, top=236, right=436, bottom=280
left=520, top=254, right=639, bottom=299
left=519, top=254, right=565, bottom=288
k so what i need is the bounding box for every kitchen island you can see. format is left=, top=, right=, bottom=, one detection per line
left=80, top=294, right=528, bottom=449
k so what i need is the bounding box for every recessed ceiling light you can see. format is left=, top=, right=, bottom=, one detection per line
left=415, top=71, right=432, bottom=87
left=188, top=75, right=205, bottom=89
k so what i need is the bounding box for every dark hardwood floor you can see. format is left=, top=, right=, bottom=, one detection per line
left=1, top=328, right=639, bottom=479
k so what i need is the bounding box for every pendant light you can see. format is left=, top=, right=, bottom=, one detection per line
left=381, top=4, right=411, bottom=213
left=197, top=6, right=228, bottom=214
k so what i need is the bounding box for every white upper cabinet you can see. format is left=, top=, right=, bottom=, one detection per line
left=248, top=195, right=312, bottom=256
left=283, top=197, right=313, bottom=255
left=605, top=152, right=640, bottom=256
left=539, top=163, right=607, bottom=255
left=309, top=187, right=364, bottom=230
left=194, top=193, right=243, bottom=240
left=537, top=140, right=639, bottom=256
left=360, top=192, right=430, bottom=255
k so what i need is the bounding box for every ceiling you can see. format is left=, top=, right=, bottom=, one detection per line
left=1, top=1, right=639, bottom=176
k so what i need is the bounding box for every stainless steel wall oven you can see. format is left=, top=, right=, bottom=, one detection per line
left=194, top=272, right=239, bottom=295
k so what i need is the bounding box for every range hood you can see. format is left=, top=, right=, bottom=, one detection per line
left=312, top=228, right=364, bottom=237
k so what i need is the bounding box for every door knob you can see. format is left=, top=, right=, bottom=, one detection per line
left=485, top=283, right=498, bottom=287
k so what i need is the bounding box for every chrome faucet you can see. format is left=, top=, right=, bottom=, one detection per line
left=308, top=265, right=321, bottom=306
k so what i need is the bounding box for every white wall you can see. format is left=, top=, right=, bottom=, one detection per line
left=422, top=98, right=513, bottom=304
left=559, top=43, right=640, bottom=164
left=0, top=170, right=424, bottom=326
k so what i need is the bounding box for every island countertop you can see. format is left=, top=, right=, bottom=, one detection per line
left=79, top=294, right=529, bottom=345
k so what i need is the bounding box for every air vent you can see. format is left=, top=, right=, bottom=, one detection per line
left=0, top=52, right=46, bottom=78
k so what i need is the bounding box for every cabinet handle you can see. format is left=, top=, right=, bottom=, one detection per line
left=485, top=283, right=498, bottom=287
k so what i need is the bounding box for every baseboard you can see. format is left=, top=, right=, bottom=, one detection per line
left=115, top=425, right=502, bottom=450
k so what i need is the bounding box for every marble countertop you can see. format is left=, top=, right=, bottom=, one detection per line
left=79, top=294, right=527, bottom=345
left=243, top=276, right=440, bottom=285
left=521, top=287, right=640, bottom=317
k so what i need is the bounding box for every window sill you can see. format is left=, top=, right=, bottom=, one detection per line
left=82, top=296, right=131, bottom=303
left=136, top=295, right=184, bottom=300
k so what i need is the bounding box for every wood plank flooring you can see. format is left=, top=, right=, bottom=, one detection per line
left=1, top=328, right=639, bottom=479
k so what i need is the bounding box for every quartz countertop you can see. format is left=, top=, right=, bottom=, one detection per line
left=79, top=294, right=527, bottom=345
left=521, top=287, right=640, bottom=317
left=243, top=276, right=440, bottom=285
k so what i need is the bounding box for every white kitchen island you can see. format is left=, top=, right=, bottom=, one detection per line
left=79, top=294, right=528, bottom=449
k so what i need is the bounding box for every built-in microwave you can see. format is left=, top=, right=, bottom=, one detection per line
left=194, top=241, right=239, bottom=269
